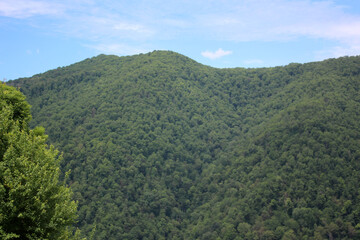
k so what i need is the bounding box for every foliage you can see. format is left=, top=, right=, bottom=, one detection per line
left=9, top=51, right=360, bottom=239
left=0, top=84, right=80, bottom=239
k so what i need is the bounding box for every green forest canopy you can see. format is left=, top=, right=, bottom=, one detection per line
left=0, top=84, right=80, bottom=239
left=8, top=51, right=360, bottom=239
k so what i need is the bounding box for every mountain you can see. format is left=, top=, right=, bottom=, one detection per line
left=9, top=51, right=360, bottom=239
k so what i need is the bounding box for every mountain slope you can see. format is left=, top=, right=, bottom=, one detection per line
left=9, top=51, right=360, bottom=239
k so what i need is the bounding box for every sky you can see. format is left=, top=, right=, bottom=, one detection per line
left=1, top=0, right=360, bottom=80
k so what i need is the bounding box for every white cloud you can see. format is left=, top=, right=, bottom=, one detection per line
left=0, top=0, right=64, bottom=18
left=197, top=0, right=357, bottom=41
left=62, top=15, right=154, bottom=41
left=315, top=44, right=360, bottom=61
left=201, top=48, right=232, bottom=60
left=113, top=23, right=144, bottom=32
left=193, top=0, right=360, bottom=58
left=3, top=0, right=360, bottom=60
left=25, top=49, right=41, bottom=55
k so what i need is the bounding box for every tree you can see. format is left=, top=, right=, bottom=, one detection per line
left=0, top=83, right=78, bottom=239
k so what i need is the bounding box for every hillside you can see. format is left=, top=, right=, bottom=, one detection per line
left=9, top=51, right=360, bottom=239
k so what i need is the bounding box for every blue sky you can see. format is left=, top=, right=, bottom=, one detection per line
left=1, top=0, right=360, bottom=80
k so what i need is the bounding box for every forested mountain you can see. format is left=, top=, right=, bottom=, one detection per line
left=9, top=51, right=360, bottom=239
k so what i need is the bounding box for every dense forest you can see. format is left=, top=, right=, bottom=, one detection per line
left=8, top=51, right=360, bottom=239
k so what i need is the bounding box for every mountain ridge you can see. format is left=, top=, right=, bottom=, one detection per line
left=8, top=51, right=360, bottom=239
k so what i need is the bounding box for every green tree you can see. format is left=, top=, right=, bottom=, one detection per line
left=0, top=83, right=79, bottom=239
